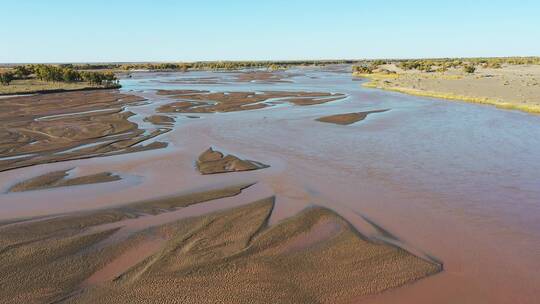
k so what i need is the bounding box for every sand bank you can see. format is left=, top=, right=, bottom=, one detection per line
left=316, top=109, right=389, bottom=125
left=0, top=184, right=440, bottom=303
left=8, top=169, right=120, bottom=192
left=355, top=64, right=540, bottom=114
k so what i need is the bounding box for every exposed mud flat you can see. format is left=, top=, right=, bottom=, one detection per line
left=196, top=147, right=269, bottom=174
left=156, top=90, right=346, bottom=113
left=0, top=183, right=440, bottom=304
left=8, top=169, right=121, bottom=192
left=316, top=109, right=389, bottom=125
left=0, top=90, right=168, bottom=172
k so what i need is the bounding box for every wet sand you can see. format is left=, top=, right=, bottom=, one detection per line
left=0, top=68, right=539, bottom=303
left=8, top=169, right=120, bottom=192
left=316, top=109, right=389, bottom=125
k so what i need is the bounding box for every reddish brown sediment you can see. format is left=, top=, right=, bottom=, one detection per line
left=316, top=109, right=390, bottom=125
left=196, top=147, right=269, bottom=174
left=143, top=115, right=175, bottom=126
left=8, top=169, right=121, bottom=192
left=64, top=200, right=440, bottom=304
left=0, top=180, right=441, bottom=304
left=156, top=90, right=346, bottom=113
left=0, top=90, right=168, bottom=172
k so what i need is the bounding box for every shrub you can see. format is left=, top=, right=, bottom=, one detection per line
left=0, top=72, right=15, bottom=85
left=352, top=65, right=373, bottom=74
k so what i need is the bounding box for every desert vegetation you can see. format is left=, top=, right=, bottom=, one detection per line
left=353, top=56, right=540, bottom=74
left=39, top=60, right=356, bottom=72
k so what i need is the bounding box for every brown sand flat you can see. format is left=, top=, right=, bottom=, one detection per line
left=63, top=199, right=440, bottom=304
left=156, top=90, right=346, bottom=113
left=0, top=90, right=169, bottom=172
left=8, top=169, right=121, bottom=193
left=196, top=147, right=269, bottom=174
left=317, top=109, right=389, bottom=125
left=359, top=64, right=540, bottom=113
left=143, top=115, right=175, bottom=126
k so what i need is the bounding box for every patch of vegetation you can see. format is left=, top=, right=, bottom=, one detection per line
left=352, top=65, right=373, bottom=74
left=59, top=60, right=358, bottom=72
left=0, top=71, right=15, bottom=85
left=1, top=64, right=120, bottom=94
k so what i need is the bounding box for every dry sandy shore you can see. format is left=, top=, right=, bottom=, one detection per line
left=356, top=64, right=540, bottom=113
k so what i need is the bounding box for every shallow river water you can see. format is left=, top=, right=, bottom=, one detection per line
left=1, top=67, right=539, bottom=303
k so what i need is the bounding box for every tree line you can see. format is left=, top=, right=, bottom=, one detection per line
left=0, top=64, right=118, bottom=86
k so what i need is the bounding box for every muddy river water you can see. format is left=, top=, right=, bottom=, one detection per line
left=1, top=67, right=539, bottom=303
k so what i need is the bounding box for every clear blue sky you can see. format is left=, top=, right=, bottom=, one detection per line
left=1, top=0, right=539, bottom=63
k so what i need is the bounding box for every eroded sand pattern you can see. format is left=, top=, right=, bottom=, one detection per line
left=0, top=191, right=440, bottom=304
left=0, top=90, right=169, bottom=172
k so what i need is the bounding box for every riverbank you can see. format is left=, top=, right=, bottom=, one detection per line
left=0, top=79, right=120, bottom=96
left=354, top=64, right=540, bottom=114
